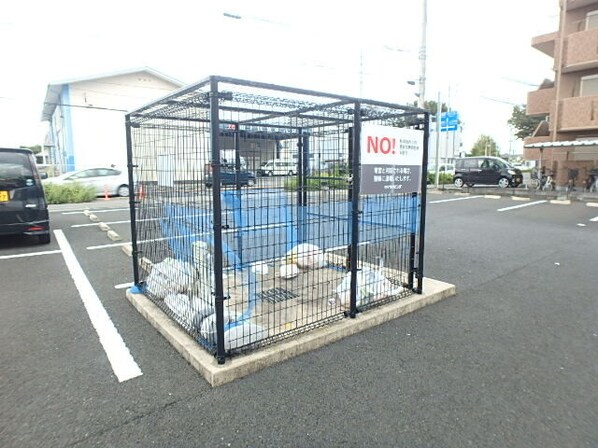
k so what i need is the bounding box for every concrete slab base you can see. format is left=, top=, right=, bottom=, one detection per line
left=126, top=277, right=456, bottom=387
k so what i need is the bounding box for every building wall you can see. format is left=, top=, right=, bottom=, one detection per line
left=54, top=72, right=180, bottom=172
left=525, top=1, right=598, bottom=187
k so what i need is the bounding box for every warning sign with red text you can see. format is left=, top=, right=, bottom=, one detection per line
left=360, top=124, right=424, bottom=194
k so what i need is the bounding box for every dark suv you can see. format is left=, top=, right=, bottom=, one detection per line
left=453, top=156, right=523, bottom=188
left=204, top=166, right=256, bottom=188
left=0, top=148, right=50, bottom=244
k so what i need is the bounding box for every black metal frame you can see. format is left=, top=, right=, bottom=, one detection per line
left=126, top=76, right=429, bottom=363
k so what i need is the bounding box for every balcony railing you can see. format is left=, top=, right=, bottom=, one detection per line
left=527, top=87, right=555, bottom=116
left=563, top=28, right=598, bottom=72
left=558, top=95, right=598, bottom=131
left=531, top=31, right=557, bottom=57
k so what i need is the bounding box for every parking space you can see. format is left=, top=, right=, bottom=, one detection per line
left=428, top=191, right=598, bottom=227
left=2, top=191, right=597, bottom=447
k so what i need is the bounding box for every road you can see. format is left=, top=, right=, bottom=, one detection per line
left=1, top=192, right=597, bottom=447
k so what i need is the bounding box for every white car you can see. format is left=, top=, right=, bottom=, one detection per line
left=44, top=167, right=130, bottom=197
left=428, top=163, right=455, bottom=176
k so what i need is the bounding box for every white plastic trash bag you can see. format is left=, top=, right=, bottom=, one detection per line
left=191, top=241, right=215, bottom=301
left=333, top=267, right=403, bottom=307
left=164, top=292, right=191, bottom=320
left=188, top=296, right=214, bottom=329
left=224, top=322, right=267, bottom=350
left=279, top=263, right=299, bottom=279
left=164, top=293, right=213, bottom=331
left=145, top=257, right=197, bottom=299
left=200, top=310, right=233, bottom=345
left=286, top=243, right=325, bottom=269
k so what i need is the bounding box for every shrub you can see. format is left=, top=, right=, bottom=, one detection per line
left=427, top=172, right=453, bottom=186
left=44, top=183, right=97, bottom=204
left=284, top=172, right=350, bottom=191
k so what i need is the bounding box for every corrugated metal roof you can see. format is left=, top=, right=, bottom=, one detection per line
left=524, top=140, right=598, bottom=148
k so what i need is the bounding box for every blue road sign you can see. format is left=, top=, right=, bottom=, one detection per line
left=441, top=111, right=459, bottom=132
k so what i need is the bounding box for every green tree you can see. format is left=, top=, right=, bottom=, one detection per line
left=507, top=104, right=544, bottom=140
left=20, top=145, right=42, bottom=154
left=408, top=99, right=448, bottom=113
left=470, top=135, right=499, bottom=157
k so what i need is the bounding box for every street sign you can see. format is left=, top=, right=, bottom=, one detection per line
left=441, top=111, right=459, bottom=132
left=360, top=124, right=424, bottom=194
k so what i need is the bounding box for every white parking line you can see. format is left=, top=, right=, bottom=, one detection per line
left=54, top=229, right=142, bottom=383
left=0, top=249, right=62, bottom=260
left=497, top=200, right=547, bottom=212
left=430, top=195, right=484, bottom=204
left=73, top=220, right=129, bottom=228
left=590, top=216, right=598, bottom=222
left=87, top=241, right=131, bottom=250
left=61, top=207, right=130, bottom=215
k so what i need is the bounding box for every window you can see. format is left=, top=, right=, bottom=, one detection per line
left=463, top=159, right=480, bottom=169
left=586, top=10, right=598, bottom=30
left=580, top=75, right=598, bottom=96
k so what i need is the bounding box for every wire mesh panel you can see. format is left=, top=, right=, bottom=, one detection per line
left=126, top=76, right=429, bottom=362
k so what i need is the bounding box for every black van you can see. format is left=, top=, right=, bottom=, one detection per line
left=453, top=156, right=523, bottom=188
left=0, top=148, right=50, bottom=244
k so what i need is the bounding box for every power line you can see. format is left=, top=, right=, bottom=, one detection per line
left=43, top=102, right=128, bottom=113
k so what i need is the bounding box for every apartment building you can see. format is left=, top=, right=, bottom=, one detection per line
left=525, top=0, right=598, bottom=189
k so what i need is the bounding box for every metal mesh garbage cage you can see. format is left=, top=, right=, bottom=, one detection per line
left=126, top=76, right=430, bottom=363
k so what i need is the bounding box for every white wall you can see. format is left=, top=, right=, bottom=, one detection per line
left=67, top=72, right=180, bottom=170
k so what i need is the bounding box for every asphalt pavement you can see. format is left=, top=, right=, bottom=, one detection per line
left=1, top=192, right=597, bottom=447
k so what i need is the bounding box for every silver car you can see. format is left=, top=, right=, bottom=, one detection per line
left=44, top=167, right=130, bottom=197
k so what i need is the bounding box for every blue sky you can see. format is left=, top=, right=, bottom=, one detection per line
left=0, top=0, right=559, bottom=153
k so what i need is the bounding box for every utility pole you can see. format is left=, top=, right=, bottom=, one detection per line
left=418, top=0, right=427, bottom=108
left=434, top=92, right=441, bottom=188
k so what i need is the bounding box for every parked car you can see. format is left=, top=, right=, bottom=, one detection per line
left=0, top=147, right=50, bottom=244
left=257, top=159, right=297, bottom=176
left=204, top=168, right=256, bottom=188
left=428, top=163, right=455, bottom=175
left=453, top=156, right=523, bottom=188
left=44, top=167, right=130, bottom=197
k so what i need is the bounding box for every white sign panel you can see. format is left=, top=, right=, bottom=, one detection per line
left=360, top=124, right=424, bottom=194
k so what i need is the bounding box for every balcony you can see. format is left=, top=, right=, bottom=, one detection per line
left=558, top=95, right=598, bottom=131
left=532, top=31, right=557, bottom=57
left=527, top=87, right=555, bottom=116
left=563, top=28, right=598, bottom=72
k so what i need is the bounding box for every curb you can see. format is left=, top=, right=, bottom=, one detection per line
left=126, top=277, right=456, bottom=387
left=107, top=230, right=122, bottom=241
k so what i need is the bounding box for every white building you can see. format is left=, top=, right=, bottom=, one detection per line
left=41, top=67, right=184, bottom=173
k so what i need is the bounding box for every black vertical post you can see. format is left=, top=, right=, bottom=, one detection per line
left=234, top=123, right=242, bottom=191
left=416, top=111, right=431, bottom=294
left=349, top=103, right=361, bottom=318
left=125, top=115, right=140, bottom=287
left=408, top=192, right=417, bottom=290
left=302, top=133, right=309, bottom=205
left=347, top=127, right=353, bottom=202
left=296, top=130, right=304, bottom=207
left=210, top=78, right=226, bottom=364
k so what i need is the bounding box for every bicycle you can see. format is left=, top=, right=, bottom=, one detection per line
left=530, top=167, right=554, bottom=191
left=566, top=168, right=579, bottom=193
left=585, top=168, right=598, bottom=192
